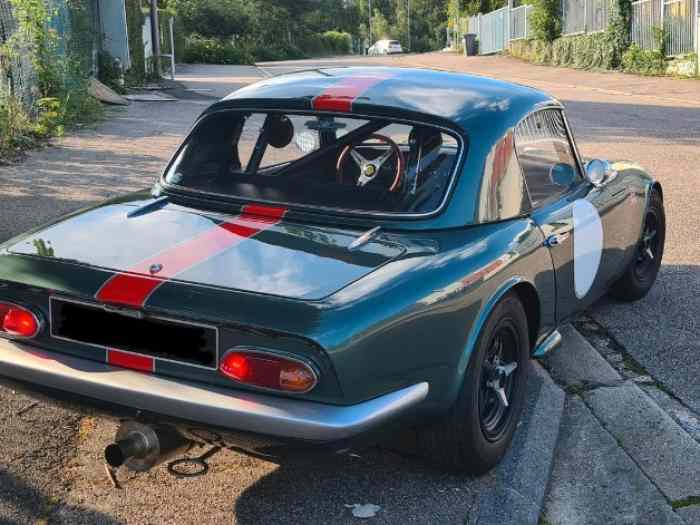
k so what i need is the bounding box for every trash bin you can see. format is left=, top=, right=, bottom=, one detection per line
left=463, top=34, right=478, bottom=56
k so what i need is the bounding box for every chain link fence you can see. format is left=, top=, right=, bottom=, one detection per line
left=0, top=0, right=37, bottom=109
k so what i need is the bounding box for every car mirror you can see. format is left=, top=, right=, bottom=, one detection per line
left=549, top=162, right=576, bottom=188
left=584, top=159, right=611, bottom=187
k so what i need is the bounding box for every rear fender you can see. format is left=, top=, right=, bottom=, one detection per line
left=449, top=276, right=530, bottom=403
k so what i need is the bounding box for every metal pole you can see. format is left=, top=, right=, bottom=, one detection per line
left=150, top=0, right=161, bottom=77
left=368, top=0, right=372, bottom=46
left=507, top=0, right=513, bottom=44
left=693, top=0, right=699, bottom=75
left=169, top=17, right=175, bottom=80
left=407, top=0, right=411, bottom=51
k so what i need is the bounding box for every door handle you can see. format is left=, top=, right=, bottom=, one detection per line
left=544, top=232, right=570, bottom=247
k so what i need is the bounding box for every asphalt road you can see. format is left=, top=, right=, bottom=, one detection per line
left=0, top=56, right=698, bottom=523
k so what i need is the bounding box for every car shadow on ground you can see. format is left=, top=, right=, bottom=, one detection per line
left=0, top=466, right=120, bottom=524
left=232, top=361, right=554, bottom=525
left=232, top=446, right=484, bottom=525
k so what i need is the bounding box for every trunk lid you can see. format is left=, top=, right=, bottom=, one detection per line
left=5, top=200, right=406, bottom=304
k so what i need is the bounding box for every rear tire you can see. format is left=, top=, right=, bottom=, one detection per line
left=609, top=189, right=665, bottom=302
left=416, top=293, right=529, bottom=475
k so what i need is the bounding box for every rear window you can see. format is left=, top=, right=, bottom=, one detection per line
left=389, top=41, right=400, bottom=45
left=164, top=111, right=461, bottom=215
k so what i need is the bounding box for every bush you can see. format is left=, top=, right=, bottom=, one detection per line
left=98, top=52, right=126, bottom=93
left=621, top=43, right=665, bottom=75
left=621, top=27, right=665, bottom=75
left=295, top=31, right=352, bottom=57
left=0, top=0, right=103, bottom=160
left=172, top=0, right=251, bottom=40
left=250, top=43, right=305, bottom=62
left=606, top=0, right=632, bottom=68
left=0, top=95, right=36, bottom=160
left=183, top=35, right=254, bottom=64
left=123, top=0, right=147, bottom=83
left=320, top=31, right=352, bottom=55
left=511, top=32, right=616, bottom=69
left=529, top=0, right=561, bottom=42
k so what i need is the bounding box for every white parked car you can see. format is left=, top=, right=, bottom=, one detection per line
left=368, top=39, right=403, bottom=55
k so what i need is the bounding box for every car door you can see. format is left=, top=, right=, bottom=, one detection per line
left=514, top=108, right=617, bottom=322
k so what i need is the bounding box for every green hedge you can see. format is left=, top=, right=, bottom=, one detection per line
left=510, top=32, right=617, bottom=70
left=621, top=43, right=665, bottom=75
left=510, top=0, right=633, bottom=72
left=297, top=31, right=352, bottom=56
left=182, top=30, right=353, bottom=65
left=183, top=35, right=254, bottom=64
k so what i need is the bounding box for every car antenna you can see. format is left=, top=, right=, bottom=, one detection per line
left=348, top=226, right=381, bottom=251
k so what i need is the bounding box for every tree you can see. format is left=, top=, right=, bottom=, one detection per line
left=172, top=0, right=252, bottom=39
left=371, top=8, right=392, bottom=40
left=172, top=0, right=453, bottom=60
left=529, top=0, right=561, bottom=42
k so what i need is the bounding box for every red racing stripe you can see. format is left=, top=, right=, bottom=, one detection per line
left=107, top=349, right=155, bottom=373
left=95, top=204, right=287, bottom=308
left=312, top=74, right=394, bottom=112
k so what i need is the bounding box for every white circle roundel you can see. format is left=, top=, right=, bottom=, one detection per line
left=573, top=199, right=604, bottom=299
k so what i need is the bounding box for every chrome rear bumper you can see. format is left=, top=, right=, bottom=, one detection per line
left=0, top=338, right=428, bottom=442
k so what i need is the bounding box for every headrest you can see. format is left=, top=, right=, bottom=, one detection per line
left=267, top=115, right=294, bottom=149
left=409, top=126, right=443, bottom=155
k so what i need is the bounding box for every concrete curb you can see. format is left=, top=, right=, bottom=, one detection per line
left=544, top=396, right=685, bottom=525
left=543, top=324, right=700, bottom=523
left=585, top=383, right=700, bottom=502
left=545, top=324, right=623, bottom=388
left=474, top=362, right=566, bottom=525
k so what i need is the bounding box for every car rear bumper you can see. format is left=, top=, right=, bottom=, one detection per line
left=0, top=338, right=428, bottom=444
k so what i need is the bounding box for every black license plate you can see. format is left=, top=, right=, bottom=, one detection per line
left=50, top=298, right=218, bottom=369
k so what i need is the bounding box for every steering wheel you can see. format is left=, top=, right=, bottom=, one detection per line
left=336, top=134, right=405, bottom=192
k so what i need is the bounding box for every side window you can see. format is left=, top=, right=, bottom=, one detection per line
left=514, top=109, right=581, bottom=207
left=477, top=131, right=530, bottom=221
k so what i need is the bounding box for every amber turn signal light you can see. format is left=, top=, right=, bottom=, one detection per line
left=220, top=349, right=318, bottom=393
left=0, top=302, right=41, bottom=339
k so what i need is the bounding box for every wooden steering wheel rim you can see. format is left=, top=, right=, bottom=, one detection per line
left=336, top=133, right=405, bottom=192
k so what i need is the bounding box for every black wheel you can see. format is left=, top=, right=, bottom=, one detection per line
left=610, top=189, right=665, bottom=302
left=416, top=293, right=529, bottom=474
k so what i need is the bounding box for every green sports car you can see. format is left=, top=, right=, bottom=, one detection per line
left=0, top=67, right=665, bottom=474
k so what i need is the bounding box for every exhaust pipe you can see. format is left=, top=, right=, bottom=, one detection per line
left=104, top=421, right=191, bottom=472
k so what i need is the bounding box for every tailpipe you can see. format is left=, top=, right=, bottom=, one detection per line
left=104, top=421, right=191, bottom=472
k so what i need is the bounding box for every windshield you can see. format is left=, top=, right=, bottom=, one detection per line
left=164, top=111, right=462, bottom=215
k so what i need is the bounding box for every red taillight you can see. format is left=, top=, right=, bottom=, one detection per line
left=220, top=350, right=317, bottom=393
left=0, top=302, right=40, bottom=338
